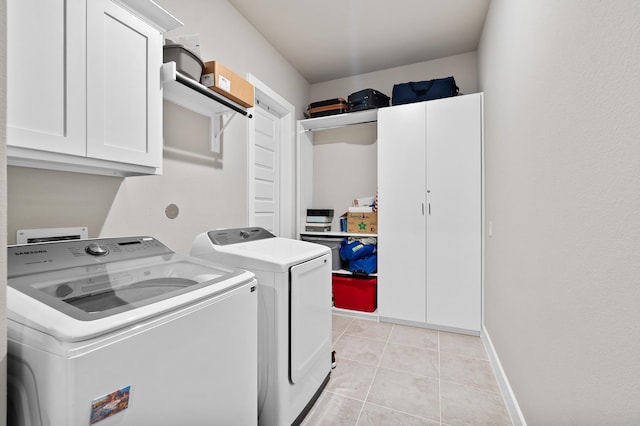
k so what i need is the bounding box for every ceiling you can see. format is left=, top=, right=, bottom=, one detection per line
left=227, top=0, right=491, bottom=84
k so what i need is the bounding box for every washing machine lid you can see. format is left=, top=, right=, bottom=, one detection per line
left=194, top=228, right=330, bottom=271
left=8, top=236, right=253, bottom=341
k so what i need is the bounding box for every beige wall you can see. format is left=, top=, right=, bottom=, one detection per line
left=308, top=52, right=478, bottom=223
left=6, top=0, right=310, bottom=254
left=310, top=51, right=478, bottom=102
left=479, top=1, right=640, bottom=423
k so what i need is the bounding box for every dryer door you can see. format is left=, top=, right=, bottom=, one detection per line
left=289, top=253, right=332, bottom=383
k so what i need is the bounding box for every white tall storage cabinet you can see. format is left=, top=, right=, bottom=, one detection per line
left=377, top=93, right=483, bottom=333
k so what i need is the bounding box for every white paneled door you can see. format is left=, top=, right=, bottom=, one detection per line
left=247, top=74, right=295, bottom=238
left=252, top=105, right=281, bottom=234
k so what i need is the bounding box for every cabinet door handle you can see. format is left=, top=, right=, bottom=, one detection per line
left=422, top=203, right=425, bottom=216
left=428, top=203, right=431, bottom=216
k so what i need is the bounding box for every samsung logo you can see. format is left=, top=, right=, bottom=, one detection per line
left=14, top=250, right=48, bottom=256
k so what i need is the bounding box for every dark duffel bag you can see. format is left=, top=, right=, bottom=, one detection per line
left=306, top=98, right=349, bottom=118
left=348, top=88, right=390, bottom=112
left=391, top=76, right=459, bottom=105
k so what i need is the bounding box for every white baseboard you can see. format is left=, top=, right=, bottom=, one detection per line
left=481, top=326, right=527, bottom=426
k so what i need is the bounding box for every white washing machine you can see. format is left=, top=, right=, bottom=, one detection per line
left=7, top=236, right=258, bottom=426
left=191, top=227, right=332, bottom=426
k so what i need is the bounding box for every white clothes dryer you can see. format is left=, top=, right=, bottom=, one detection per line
left=7, top=236, right=258, bottom=426
left=191, top=227, right=332, bottom=426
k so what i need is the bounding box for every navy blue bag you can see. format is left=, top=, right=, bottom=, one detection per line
left=339, top=240, right=376, bottom=261
left=349, top=254, right=377, bottom=275
left=391, top=76, right=459, bottom=105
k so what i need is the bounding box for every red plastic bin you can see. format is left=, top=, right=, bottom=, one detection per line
left=332, top=275, right=377, bottom=312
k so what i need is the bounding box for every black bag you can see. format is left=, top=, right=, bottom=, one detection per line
left=306, top=98, right=349, bottom=118
left=347, top=88, right=390, bottom=112
left=391, top=76, right=459, bottom=105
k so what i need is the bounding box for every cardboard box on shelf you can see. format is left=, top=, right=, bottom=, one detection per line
left=200, top=61, right=254, bottom=108
left=342, top=211, right=377, bottom=234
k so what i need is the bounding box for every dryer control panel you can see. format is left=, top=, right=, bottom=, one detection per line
left=206, top=227, right=275, bottom=245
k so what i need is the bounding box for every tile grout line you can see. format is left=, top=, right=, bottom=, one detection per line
left=352, top=321, right=393, bottom=425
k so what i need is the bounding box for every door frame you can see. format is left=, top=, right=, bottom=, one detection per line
left=246, top=73, right=295, bottom=238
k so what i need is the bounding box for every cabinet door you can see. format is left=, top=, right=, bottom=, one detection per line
left=86, top=0, right=163, bottom=167
left=425, top=94, right=482, bottom=331
left=377, top=102, right=427, bottom=323
left=7, top=0, right=86, bottom=156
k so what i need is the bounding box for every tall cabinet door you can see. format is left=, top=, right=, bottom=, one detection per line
left=7, top=0, right=86, bottom=156
left=377, top=102, right=427, bottom=323
left=86, top=0, right=163, bottom=167
left=425, top=94, right=483, bottom=331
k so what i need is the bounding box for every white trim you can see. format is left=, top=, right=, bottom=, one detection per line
left=481, top=326, right=527, bottom=426
left=245, top=74, right=296, bottom=238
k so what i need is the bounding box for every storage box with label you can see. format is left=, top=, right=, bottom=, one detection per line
left=200, top=61, right=254, bottom=108
left=342, top=211, right=377, bottom=234
left=332, top=275, right=377, bottom=312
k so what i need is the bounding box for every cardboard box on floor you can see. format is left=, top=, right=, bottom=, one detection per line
left=342, top=212, right=377, bottom=234
left=201, top=61, right=254, bottom=108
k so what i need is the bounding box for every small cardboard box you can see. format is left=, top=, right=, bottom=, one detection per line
left=343, top=212, right=377, bottom=234
left=201, top=61, right=254, bottom=108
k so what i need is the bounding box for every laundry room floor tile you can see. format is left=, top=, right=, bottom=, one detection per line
left=301, top=314, right=514, bottom=426
left=388, top=323, right=439, bottom=351
left=343, top=318, right=393, bottom=341
left=324, top=357, right=376, bottom=400
left=333, top=334, right=387, bottom=367
left=379, top=343, right=439, bottom=379
left=440, top=352, right=500, bottom=393
left=366, top=367, right=440, bottom=421
left=301, top=392, right=363, bottom=426
left=439, top=330, right=488, bottom=359
left=333, top=314, right=355, bottom=334
left=357, top=403, right=440, bottom=426
left=440, top=381, right=512, bottom=426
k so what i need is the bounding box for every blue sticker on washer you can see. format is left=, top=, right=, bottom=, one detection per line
left=89, top=385, right=131, bottom=424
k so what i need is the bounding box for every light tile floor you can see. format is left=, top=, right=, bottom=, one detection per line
left=302, top=314, right=513, bottom=426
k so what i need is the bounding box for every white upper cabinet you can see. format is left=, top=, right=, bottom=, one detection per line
left=7, top=0, right=86, bottom=157
left=7, top=0, right=181, bottom=177
left=86, top=0, right=163, bottom=168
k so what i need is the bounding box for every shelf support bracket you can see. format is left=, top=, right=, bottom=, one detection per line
left=210, top=111, right=237, bottom=153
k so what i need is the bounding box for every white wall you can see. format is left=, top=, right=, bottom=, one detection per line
left=1, top=0, right=8, bottom=422
left=6, top=0, right=310, bottom=254
left=308, top=52, right=478, bottom=224
left=479, top=1, right=640, bottom=423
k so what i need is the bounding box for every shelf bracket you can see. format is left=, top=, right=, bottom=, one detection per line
left=211, top=111, right=237, bottom=153
left=162, top=61, right=254, bottom=155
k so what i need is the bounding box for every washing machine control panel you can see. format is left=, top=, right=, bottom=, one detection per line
left=8, top=237, right=174, bottom=277
left=85, top=243, right=110, bottom=256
